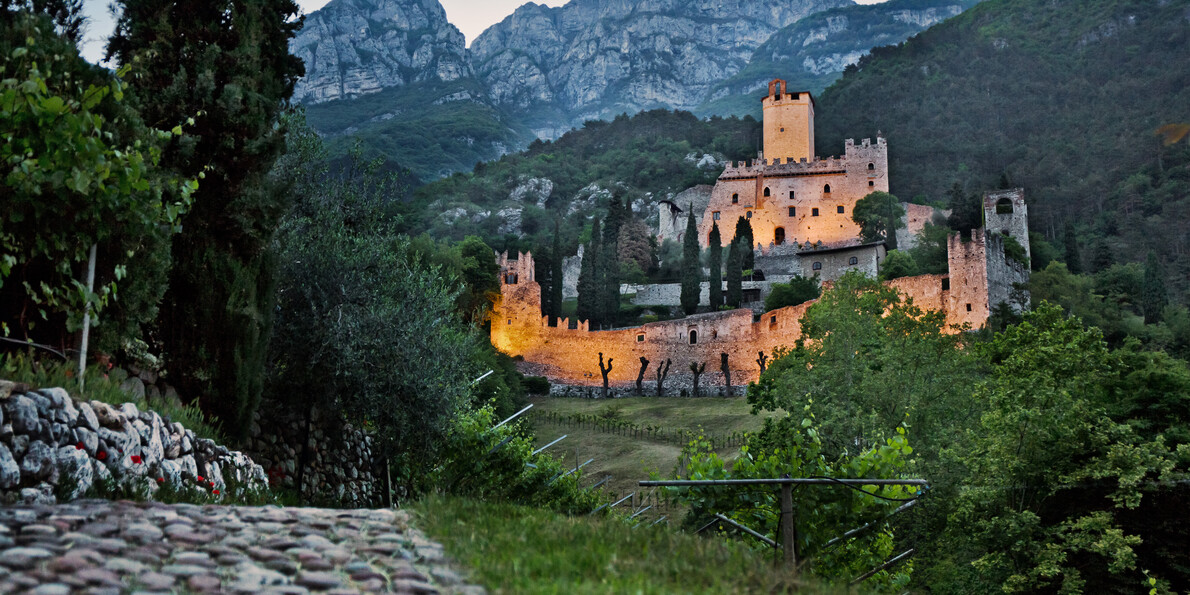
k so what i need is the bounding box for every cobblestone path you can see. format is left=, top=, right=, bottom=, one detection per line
left=0, top=500, right=484, bottom=594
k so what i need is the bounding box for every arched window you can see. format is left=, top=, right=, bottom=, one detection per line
left=732, top=193, right=739, bottom=204
left=506, top=273, right=518, bottom=284
left=763, top=187, right=771, bottom=197
left=849, top=256, right=858, bottom=265
left=746, top=211, right=752, bottom=219
left=868, top=162, right=875, bottom=171
left=996, top=198, right=1014, bottom=214
left=823, top=184, right=831, bottom=194
left=774, top=227, right=786, bottom=245
left=812, top=262, right=823, bottom=271
left=689, top=329, right=698, bottom=345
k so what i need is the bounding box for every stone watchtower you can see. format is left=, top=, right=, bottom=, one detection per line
left=983, top=188, right=1030, bottom=261
left=762, top=79, right=815, bottom=164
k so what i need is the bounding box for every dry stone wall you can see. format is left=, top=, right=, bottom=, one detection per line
left=0, top=380, right=266, bottom=506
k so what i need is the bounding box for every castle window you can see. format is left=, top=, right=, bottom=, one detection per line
left=812, top=208, right=820, bottom=217
left=788, top=206, right=796, bottom=217
left=746, top=211, right=752, bottom=219
left=713, top=211, right=721, bottom=220
left=732, top=193, right=739, bottom=204
left=770, top=315, right=777, bottom=330
left=774, top=227, right=786, bottom=245
left=812, top=262, right=823, bottom=271
left=507, top=319, right=512, bottom=325
left=942, top=278, right=950, bottom=291
left=789, top=190, right=795, bottom=200
left=689, top=330, right=698, bottom=345
left=780, top=127, right=785, bottom=132
left=849, top=256, right=858, bottom=265
left=823, top=184, right=831, bottom=194
left=966, top=303, right=973, bottom=312
left=868, top=162, right=875, bottom=171
left=763, top=187, right=771, bottom=197
left=869, top=181, right=875, bottom=187
left=506, top=273, right=518, bottom=284
left=837, top=205, right=845, bottom=214
left=996, top=198, right=1014, bottom=214
left=637, top=333, right=645, bottom=343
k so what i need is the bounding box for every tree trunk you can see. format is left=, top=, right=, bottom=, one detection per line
left=599, top=352, right=614, bottom=399
left=655, top=359, right=671, bottom=397
left=636, top=357, right=650, bottom=395
left=721, top=353, right=732, bottom=397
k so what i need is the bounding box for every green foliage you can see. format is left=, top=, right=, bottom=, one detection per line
left=666, top=414, right=919, bottom=590
left=106, top=0, right=306, bottom=439
left=411, top=495, right=804, bottom=594
left=680, top=204, right=702, bottom=315
left=879, top=250, right=919, bottom=280
left=1064, top=221, right=1084, bottom=274
left=0, top=13, right=194, bottom=343
left=852, top=191, right=905, bottom=249
left=763, top=275, right=821, bottom=311
left=733, top=216, right=755, bottom=270
left=575, top=218, right=600, bottom=325
left=523, top=376, right=550, bottom=395
left=1001, top=234, right=1028, bottom=268
left=907, top=222, right=951, bottom=275
left=708, top=223, right=723, bottom=310
left=1142, top=250, right=1168, bottom=325
left=726, top=239, right=743, bottom=308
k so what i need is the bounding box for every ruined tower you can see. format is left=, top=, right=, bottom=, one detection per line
left=762, top=79, right=815, bottom=165
left=982, top=188, right=1030, bottom=261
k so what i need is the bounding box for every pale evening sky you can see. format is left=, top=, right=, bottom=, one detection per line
left=80, top=0, right=889, bottom=64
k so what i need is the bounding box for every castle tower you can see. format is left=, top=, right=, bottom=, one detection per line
left=982, top=188, right=1030, bottom=261
left=762, top=79, right=815, bottom=165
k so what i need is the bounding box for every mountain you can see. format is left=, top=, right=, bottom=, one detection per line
left=698, top=0, right=983, bottom=117
left=469, top=0, right=850, bottom=138
left=291, top=0, right=470, bottom=104
left=810, top=0, right=1190, bottom=294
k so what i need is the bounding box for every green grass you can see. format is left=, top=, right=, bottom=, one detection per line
left=411, top=495, right=831, bottom=594
left=527, top=396, right=775, bottom=504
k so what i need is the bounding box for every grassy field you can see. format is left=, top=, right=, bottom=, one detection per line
left=526, top=396, right=776, bottom=516
left=411, top=495, right=834, bottom=594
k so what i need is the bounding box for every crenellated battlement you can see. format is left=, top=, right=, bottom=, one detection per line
left=497, top=250, right=535, bottom=286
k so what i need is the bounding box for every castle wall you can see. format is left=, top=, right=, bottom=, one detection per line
left=983, top=232, right=1031, bottom=313
left=945, top=232, right=991, bottom=329
left=896, top=203, right=945, bottom=251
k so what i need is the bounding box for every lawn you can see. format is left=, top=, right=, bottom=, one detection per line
left=526, top=396, right=776, bottom=517
left=411, top=495, right=833, bottom=594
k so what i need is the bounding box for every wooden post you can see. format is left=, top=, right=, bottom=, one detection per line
left=77, top=243, right=97, bottom=393
left=781, top=483, right=797, bottom=574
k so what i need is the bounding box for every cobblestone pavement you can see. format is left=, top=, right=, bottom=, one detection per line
left=0, top=500, right=485, bottom=594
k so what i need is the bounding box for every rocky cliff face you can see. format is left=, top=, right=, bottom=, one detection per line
left=471, top=0, right=851, bottom=132
left=291, top=0, right=470, bottom=104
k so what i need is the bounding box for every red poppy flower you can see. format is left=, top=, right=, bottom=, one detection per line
left=212, top=490, right=220, bottom=495
left=157, top=477, right=165, bottom=483
left=130, top=455, right=143, bottom=465
left=75, top=442, right=84, bottom=450
left=96, top=451, right=107, bottom=461
left=197, top=475, right=205, bottom=482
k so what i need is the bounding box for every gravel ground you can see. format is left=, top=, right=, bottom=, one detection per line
left=0, top=500, right=484, bottom=594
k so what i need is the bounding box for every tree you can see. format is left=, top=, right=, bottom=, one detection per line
left=680, top=204, right=701, bottom=315
left=707, top=222, right=723, bottom=309
left=0, top=13, right=195, bottom=350
left=733, top=216, right=755, bottom=270
left=549, top=222, right=564, bottom=326
left=575, top=218, right=601, bottom=325
left=1, top=0, right=85, bottom=43
left=852, top=191, right=906, bottom=249
left=599, top=198, right=625, bottom=327
left=879, top=250, right=919, bottom=280
left=763, top=275, right=821, bottom=311
left=107, top=0, right=305, bottom=438
left=946, top=182, right=981, bottom=233
left=1142, top=250, right=1168, bottom=325
left=907, top=222, right=951, bottom=275
left=726, top=238, right=743, bottom=308
left=1063, top=221, right=1083, bottom=274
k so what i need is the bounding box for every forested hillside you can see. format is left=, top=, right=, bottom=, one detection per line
left=812, top=0, right=1190, bottom=296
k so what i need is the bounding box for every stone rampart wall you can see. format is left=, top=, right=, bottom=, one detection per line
left=0, top=380, right=266, bottom=505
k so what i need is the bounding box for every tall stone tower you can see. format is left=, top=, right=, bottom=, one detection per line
left=762, top=79, right=815, bottom=164
left=982, top=188, right=1030, bottom=261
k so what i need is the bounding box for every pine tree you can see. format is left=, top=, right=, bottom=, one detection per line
left=734, top=216, right=755, bottom=271
left=1142, top=250, right=1168, bottom=325
left=680, top=205, right=701, bottom=315
left=726, top=238, right=743, bottom=308
left=107, top=0, right=304, bottom=438
left=708, top=222, right=723, bottom=310
left=576, top=218, right=601, bottom=325
left=599, top=199, right=623, bottom=327
left=1063, top=221, right=1083, bottom=274
left=549, top=222, right=564, bottom=327
left=1088, top=238, right=1114, bottom=274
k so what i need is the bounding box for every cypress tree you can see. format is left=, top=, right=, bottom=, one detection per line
left=734, top=216, right=755, bottom=270
left=1142, top=250, right=1168, bottom=325
left=726, top=238, right=743, bottom=308
left=708, top=222, right=723, bottom=310
left=576, top=218, right=601, bottom=325
left=1063, top=221, right=1083, bottom=274
left=107, top=0, right=304, bottom=438
left=1088, top=237, right=1114, bottom=274
left=600, top=199, right=623, bottom=327
left=549, top=222, right=564, bottom=326
left=680, top=205, right=701, bottom=315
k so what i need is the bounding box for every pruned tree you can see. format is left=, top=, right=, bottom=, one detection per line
left=655, top=359, right=672, bottom=397
left=636, top=356, right=650, bottom=395
left=757, top=351, right=768, bottom=374
left=690, top=361, right=706, bottom=397
left=598, top=352, right=614, bottom=398
left=720, top=352, right=732, bottom=397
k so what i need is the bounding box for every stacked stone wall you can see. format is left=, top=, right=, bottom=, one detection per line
left=0, top=379, right=266, bottom=505
left=246, top=404, right=380, bottom=508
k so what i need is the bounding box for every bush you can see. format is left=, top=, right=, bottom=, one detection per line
left=523, top=376, right=551, bottom=395
left=763, top=275, right=821, bottom=311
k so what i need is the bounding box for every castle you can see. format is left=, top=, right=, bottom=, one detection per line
left=492, top=80, right=1030, bottom=391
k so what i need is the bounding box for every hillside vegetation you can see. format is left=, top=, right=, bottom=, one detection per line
left=812, top=0, right=1190, bottom=295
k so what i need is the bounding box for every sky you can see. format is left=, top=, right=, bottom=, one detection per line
left=81, top=0, right=888, bottom=63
